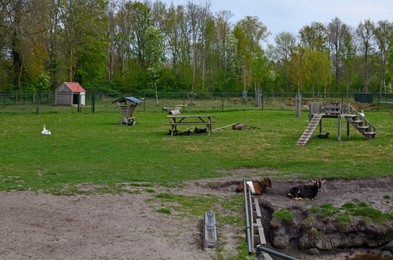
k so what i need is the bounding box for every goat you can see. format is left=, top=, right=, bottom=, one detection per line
left=235, top=178, right=272, bottom=195
left=168, top=129, right=192, bottom=136
left=194, top=127, right=207, bottom=134
left=288, top=178, right=325, bottom=200
left=317, top=132, right=329, bottom=138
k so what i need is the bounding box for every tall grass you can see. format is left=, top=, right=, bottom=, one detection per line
left=1, top=107, right=392, bottom=192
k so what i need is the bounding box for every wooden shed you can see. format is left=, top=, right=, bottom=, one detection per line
left=55, top=82, right=86, bottom=106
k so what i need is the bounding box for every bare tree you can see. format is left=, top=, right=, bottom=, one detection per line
left=356, top=19, right=375, bottom=92
left=106, top=0, right=117, bottom=82
left=327, top=17, right=348, bottom=90
left=186, top=1, right=210, bottom=93
left=267, top=31, right=296, bottom=91
left=373, top=20, right=393, bottom=96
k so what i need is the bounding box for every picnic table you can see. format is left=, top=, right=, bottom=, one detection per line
left=166, top=115, right=214, bottom=135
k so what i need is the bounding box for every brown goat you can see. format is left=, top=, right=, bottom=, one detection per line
left=235, top=178, right=272, bottom=195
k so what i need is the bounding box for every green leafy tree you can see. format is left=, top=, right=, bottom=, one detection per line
left=251, top=48, right=270, bottom=92
left=54, top=0, right=109, bottom=88
left=304, top=50, right=332, bottom=97
left=129, top=2, right=151, bottom=69
left=289, top=46, right=307, bottom=94
left=234, top=16, right=268, bottom=94
left=2, top=0, right=50, bottom=90
left=339, top=27, right=357, bottom=96
left=144, top=26, right=165, bottom=104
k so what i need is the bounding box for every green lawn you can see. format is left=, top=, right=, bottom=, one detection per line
left=1, top=107, right=392, bottom=192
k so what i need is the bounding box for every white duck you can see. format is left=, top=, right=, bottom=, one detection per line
left=41, top=125, right=51, bottom=135
left=359, top=110, right=365, bottom=118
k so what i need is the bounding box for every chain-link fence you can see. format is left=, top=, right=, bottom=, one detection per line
left=0, top=91, right=392, bottom=114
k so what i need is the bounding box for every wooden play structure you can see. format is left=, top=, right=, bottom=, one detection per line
left=297, top=102, right=376, bottom=145
left=112, top=96, right=143, bottom=125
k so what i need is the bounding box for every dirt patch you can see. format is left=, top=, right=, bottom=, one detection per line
left=0, top=175, right=392, bottom=260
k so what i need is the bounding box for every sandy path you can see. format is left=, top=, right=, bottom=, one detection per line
left=0, top=191, right=215, bottom=260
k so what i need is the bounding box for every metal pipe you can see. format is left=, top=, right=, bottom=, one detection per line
left=243, top=179, right=252, bottom=255
left=255, top=244, right=297, bottom=260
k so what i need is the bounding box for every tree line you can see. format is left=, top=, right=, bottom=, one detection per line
left=1, top=0, right=392, bottom=97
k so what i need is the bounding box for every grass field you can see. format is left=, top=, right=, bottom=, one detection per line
left=1, top=103, right=393, bottom=193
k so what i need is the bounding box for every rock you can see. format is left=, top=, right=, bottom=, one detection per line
left=379, top=250, right=393, bottom=257
left=383, top=240, right=393, bottom=252
left=272, top=234, right=289, bottom=249
left=270, top=213, right=296, bottom=250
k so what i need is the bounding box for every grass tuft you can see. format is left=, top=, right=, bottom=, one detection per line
left=273, top=209, right=293, bottom=222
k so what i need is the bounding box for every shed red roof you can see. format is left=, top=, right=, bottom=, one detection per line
left=65, top=82, right=86, bottom=93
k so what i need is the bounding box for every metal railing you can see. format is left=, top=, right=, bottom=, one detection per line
left=243, top=179, right=253, bottom=255
left=256, top=244, right=297, bottom=260
left=242, top=178, right=297, bottom=260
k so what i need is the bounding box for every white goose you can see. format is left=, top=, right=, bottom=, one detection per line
left=41, top=125, right=51, bottom=135
left=359, top=110, right=365, bottom=118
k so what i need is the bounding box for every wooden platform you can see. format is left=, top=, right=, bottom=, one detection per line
left=297, top=102, right=377, bottom=145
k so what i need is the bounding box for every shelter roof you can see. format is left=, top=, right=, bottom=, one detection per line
left=64, top=82, right=86, bottom=93
left=112, top=96, right=143, bottom=104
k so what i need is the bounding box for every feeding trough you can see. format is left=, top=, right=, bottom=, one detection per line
left=203, top=210, right=217, bottom=248
left=112, top=96, right=143, bottom=125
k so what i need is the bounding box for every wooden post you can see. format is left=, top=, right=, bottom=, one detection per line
left=35, top=93, right=40, bottom=116
left=347, top=120, right=350, bottom=138
left=261, top=90, right=264, bottom=110
left=337, top=116, right=341, bottom=141
left=295, top=91, right=302, bottom=117
left=242, top=90, right=248, bottom=103
left=91, top=93, right=95, bottom=113
left=221, top=95, right=224, bottom=111
left=319, top=118, right=322, bottom=135
left=77, top=93, right=81, bottom=113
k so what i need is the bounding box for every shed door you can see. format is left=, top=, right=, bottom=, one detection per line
left=73, top=93, right=80, bottom=104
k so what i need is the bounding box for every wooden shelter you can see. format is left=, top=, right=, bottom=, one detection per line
left=112, top=96, right=143, bottom=125
left=55, top=82, right=86, bottom=106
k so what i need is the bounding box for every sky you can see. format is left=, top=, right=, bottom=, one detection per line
left=162, top=0, right=393, bottom=42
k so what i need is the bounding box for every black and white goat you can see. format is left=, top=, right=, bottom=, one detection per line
left=287, top=178, right=325, bottom=200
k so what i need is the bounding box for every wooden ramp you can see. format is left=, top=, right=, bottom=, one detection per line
left=251, top=197, right=273, bottom=260
left=296, top=113, right=323, bottom=145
